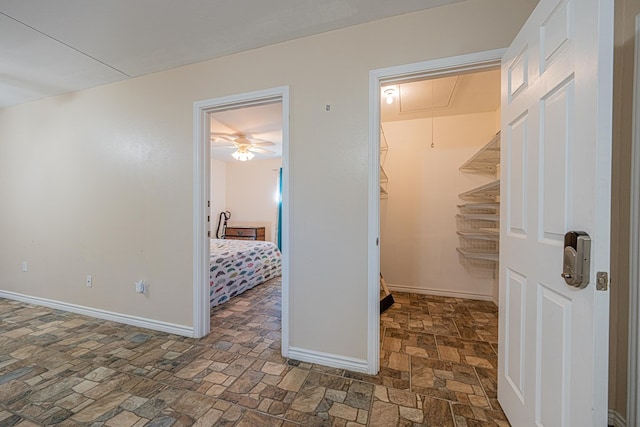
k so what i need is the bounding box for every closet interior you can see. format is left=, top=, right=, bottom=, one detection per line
left=379, top=69, right=501, bottom=303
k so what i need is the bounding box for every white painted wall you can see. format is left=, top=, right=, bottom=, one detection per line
left=224, top=158, right=281, bottom=243
left=380, top=112, right=499, bottom=299
left=210, top=158, right=227, bottom=236
left=0, top=0, right=533, bottom=360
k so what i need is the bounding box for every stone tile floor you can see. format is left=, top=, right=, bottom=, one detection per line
left=0, top=279, right=508, bottom=426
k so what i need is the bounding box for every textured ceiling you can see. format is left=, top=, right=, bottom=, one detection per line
left=0, top=0, right=466, bottom=108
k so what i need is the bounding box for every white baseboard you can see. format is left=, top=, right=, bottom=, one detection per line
left=386, top=283, right=494, bottom=302
left=0, top=290, right=193, bottom=338
left=609, top=409, right=627, bottom=427
left=287, top=347, right=369, bottom=374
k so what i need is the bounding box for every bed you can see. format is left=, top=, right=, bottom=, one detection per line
left=209, top=238, right=282, bottom=308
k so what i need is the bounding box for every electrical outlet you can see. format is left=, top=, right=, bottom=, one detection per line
left=86, top=275, right=92, bottom=287
left=22, top=261, right=28, bottom=272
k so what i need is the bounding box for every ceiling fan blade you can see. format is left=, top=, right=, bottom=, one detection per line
left=211, top=134, right=236, bottom=143
left=251, top=134, right=281, bottom=143
left=249, top=147, right=274, bottom=154
left=250, top=141, right=275, bottom=147
left=211, top=131, right=237, bottom=137
left=210, top=140, right=237, bottom=149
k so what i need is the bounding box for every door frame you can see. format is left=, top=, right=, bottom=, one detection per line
left=367, top=49, right=505, bottom=374
left=628, top=13, right=640, bottom=427
left=192, top=86, right=290, bottom=353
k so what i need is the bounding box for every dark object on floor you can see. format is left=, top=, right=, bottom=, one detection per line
left=380, top=273, right=394, bottom=313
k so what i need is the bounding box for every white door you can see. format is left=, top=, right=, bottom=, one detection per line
left=499, top=0, right=613, bottom=425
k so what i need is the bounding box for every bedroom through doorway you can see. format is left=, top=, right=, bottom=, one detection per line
left=208, top=102, right=283, bottom=316
left=377, top=68, right=502, bottom=406
left=205, top=96, right=286, bottom=342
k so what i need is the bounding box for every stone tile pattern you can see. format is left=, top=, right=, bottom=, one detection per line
left=0, top=280, right=507, bottom=426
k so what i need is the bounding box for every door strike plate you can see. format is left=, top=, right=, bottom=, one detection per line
left=596, top=271, right=608, bottom=291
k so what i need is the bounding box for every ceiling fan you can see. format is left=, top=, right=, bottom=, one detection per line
left=210, top=133, right=275, bottom=161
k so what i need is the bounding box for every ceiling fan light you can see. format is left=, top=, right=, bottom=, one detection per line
left=232, top=149, right=254, bottom=161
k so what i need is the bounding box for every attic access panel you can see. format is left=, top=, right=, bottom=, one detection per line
left=399, top=76, right=458, bottom=112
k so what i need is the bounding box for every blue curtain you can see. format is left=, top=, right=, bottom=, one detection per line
left=277, top=167, right=283, bottom=251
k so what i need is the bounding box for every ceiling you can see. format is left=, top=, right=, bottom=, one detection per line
left=0, top=0, right=467, bottom=109
left=210, top=103, right=283, bottom=162
left=381, top=69, right=501, bottom=122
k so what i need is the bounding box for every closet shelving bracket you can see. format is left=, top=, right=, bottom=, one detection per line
left=459, top=132, right=500, bottom=175
left=458, top=180, right=500, bottom=201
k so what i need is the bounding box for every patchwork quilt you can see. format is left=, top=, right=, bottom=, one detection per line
left=209, top=239, right=282, bottom=308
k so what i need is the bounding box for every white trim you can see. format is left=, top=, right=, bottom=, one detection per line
left=368, top=49, right=506, bottom=376
left=192, top=99, right=210, bottom=339
left=594, top=3, right=616, bottom=423
left=627, top=14, right=640, bottom=427
left=609, top=409, right=628, bottom=427
left=192, top=86, right=290, bottom=353
left=287, top=347, right=369, bottom=374
left=280, top=90, right=291, bottom=357
left=367, top=68, right=382, bottom=376
left=0, top=290, right=193, bottom=337
left=386, top=283, right=495, bottom=302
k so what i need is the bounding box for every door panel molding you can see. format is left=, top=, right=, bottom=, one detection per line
left=505, top=269, right=526, bottom=402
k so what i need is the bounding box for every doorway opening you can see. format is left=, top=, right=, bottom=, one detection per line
left=367, top=49, right=505, bottom=375
left=379, top=70, right=500, bottom=300
left=193, top=87, right=289, bottom=354
left=373, top=58, right=502, bottom=411
left=208, top=101, right=283, bottom=316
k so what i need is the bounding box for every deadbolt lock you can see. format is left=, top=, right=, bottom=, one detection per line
left=561, top=231, right=591, bottom=289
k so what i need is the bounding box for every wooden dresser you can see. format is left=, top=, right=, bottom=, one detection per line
left=224, top=226, right=265, bottom=241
